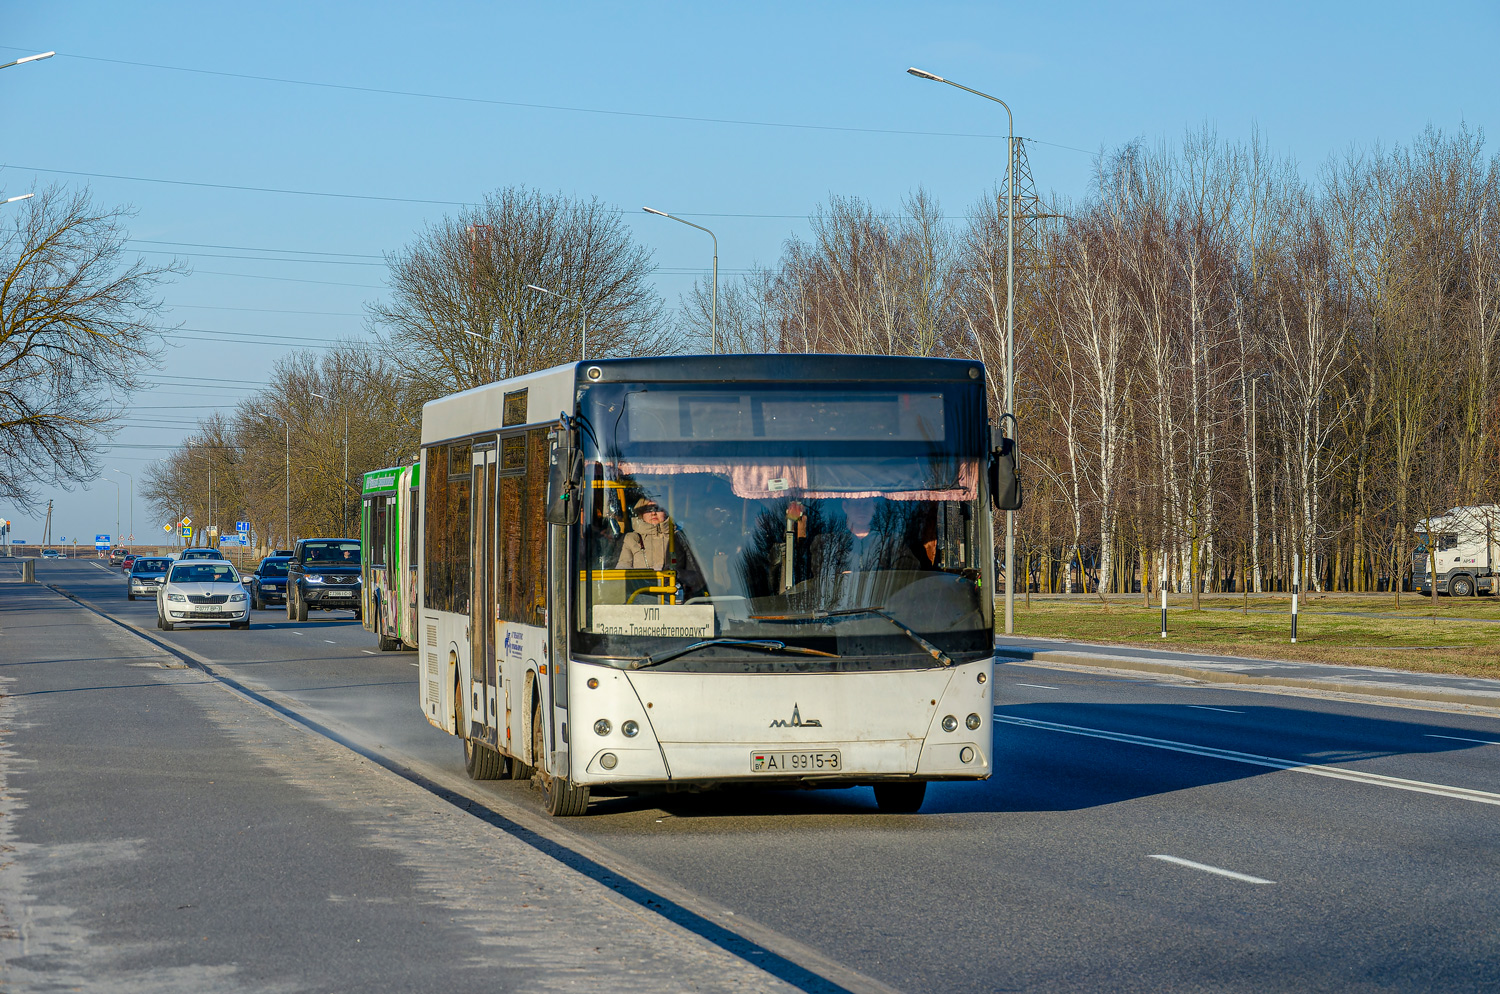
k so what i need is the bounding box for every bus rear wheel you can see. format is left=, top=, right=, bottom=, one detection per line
left=464, top=737, right=507, bottom=780
left=873, top=782, right=927, bottom=814
left=536, top=699, right=590, bottom=816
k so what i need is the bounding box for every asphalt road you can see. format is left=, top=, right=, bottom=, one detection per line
left=21, top=557, right=1500, bottom=992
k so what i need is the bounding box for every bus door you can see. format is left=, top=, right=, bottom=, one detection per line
left=471, top=440, right=500, bottom=745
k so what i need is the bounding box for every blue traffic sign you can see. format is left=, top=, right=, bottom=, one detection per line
left=236, top=520, right=250, bottom=533
left=94, top=534, right=110, bottom=549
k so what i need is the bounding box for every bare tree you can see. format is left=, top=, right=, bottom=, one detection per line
left=370, top=187, right=670, bottom=392
left=0, top=186, right=178, bottom=508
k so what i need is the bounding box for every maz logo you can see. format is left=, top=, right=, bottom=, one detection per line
left=769, top=703, right=822, bottom=728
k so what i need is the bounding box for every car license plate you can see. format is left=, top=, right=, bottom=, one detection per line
left=205, top=604, right=220, bottom=612
left=329, top=590, right=353, bottom=597
left=751, top=750, right=841, bottom=773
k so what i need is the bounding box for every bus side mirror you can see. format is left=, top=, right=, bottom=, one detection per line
left=990, top=423, right=1023, bottom=511
left=546, top=429, right=582, bottom=525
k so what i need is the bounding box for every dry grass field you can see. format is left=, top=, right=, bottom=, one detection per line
left=1007, top=593, right=1500, bottom=678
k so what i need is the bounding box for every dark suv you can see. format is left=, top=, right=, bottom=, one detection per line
left=286, top=538, right=362, bottom=621
left=247, top=555, right=292, bottom=610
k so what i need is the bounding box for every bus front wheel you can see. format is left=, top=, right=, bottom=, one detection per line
left=873, top=782, right=926, bottom=814
left=537, top=699, right=590, bottom=816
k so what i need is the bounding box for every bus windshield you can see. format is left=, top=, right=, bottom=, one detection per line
left=572, top=380, right=992, bottom=669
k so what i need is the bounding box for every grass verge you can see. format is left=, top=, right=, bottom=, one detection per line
left=1008, top=594, right=1500, bottom=679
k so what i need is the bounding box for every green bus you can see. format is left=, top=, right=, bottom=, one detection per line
left=361, top=462, right=421, bottom=651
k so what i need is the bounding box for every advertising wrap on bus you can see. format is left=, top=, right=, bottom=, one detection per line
left=415, top=356, right=1004, bottom=817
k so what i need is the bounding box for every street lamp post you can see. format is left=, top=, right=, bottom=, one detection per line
left=285, top=420, right=291, bottom=549
left=102, top=477, right=120, bottom=549
left=643, top=207, right=718, bottom=354
left=907, top=65, right=1018, bottom=635
left=312, top=393, right=349, bottom=537
left=0, top=51, right=55, bottom=71
left=110, top=468, right=133, bottom=546
left=525, top=283, right=588, bottom=361
left=3, top=193, right=33, bottom=206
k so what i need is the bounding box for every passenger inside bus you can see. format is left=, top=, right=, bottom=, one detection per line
left=617, top=497, right=706, bottom=599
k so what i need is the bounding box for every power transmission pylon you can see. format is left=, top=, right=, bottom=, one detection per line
left=1007, top=138, right=1068, bottom=274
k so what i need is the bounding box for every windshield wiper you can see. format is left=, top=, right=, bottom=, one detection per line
left=630, top=638, right=840, bottom=670
left=748, top=606, right=954, bottom=667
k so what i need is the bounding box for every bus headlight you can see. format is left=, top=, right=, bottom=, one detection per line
left=594, top=719, right=611, bottom=736
left=599, top=752, right=618, bottom=769
left=622, top=720, right=639, bottom=738
left=941, top=715, right=958, bottom=733
left=966, top=713, right=981, bottom=730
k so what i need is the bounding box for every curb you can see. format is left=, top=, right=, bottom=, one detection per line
left=994, top=648, right=1500, bottom=710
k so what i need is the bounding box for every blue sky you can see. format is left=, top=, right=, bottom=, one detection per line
left=5, top=1, right=1496, bottom=543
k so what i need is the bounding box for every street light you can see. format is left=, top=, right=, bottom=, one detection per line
left=3, top=194, right=33, bottom=206
left=102, top=477, right=120, bottom=549
left=0, top=51, right=55, bottom=71
left=109, top=468, right=133, bottom=546
left=907, top=65, right=1018, bottom=636
left=526, top=283, right=588, bottom=361
left=312, top=392, right=350, bottom=537
left=643, top=207, right=718, bottom=354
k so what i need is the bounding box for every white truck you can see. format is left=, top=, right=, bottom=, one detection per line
left=1414, top=505, right=1500, bottom=596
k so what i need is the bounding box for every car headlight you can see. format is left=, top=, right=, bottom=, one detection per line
left=304, top=574, right=324, bottom=583
left=228, top=593, right=246, bottom=603
left=167, top=592, right=187, bottom=602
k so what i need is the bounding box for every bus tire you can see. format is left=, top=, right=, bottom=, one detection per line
left=464, top=738, right=507, bottom=780
left=536, top=699, right=590, bottom=816
left=545, top=773, right=590, bottom=816
left=873, top=782, right=926, bottom=814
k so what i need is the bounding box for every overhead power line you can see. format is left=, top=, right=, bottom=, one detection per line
left=32, top=49, right=1017, bottom=142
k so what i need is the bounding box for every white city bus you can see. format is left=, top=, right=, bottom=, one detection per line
left=417, top=355, right=1017, bottom=815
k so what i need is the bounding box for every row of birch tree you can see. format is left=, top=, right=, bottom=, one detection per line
left=681, top=125, right=1500, bottom=600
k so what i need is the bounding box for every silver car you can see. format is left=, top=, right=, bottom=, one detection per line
left=127, top=556, right=173, bottom=601
left=156, top=560, right=251, bottom=630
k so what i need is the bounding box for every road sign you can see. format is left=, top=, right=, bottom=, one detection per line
left=95, top=534, right=110, bottom=550
left=180, top=517, right=192, bottom=527
left=180, top=525, right=191, bottom=538
left=163, top=523, right=172, bottom=532
left=236, top=520, right=250, bottom=534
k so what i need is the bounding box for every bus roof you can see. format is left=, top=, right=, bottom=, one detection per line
left=419, top=354, right=988, bottom=446
left=362, top=464, right=418, bottom=495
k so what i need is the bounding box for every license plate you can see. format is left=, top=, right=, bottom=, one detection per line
left=205, top=604, right=220, bottom=612
left=329, top=590, right=353, bottom=597
left=751, top=750, right=842, bottom=773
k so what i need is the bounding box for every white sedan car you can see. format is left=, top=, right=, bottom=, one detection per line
left=156, top=560, right=251, bottom=631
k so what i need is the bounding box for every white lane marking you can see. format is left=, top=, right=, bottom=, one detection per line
left=323, top=639, right=337, bottom=644
left=1427, top=733, right=1500, bottom=746
left=994, top=713, right=1500, bottom=807
left=409, top=662, right=420, bottom=667
left=290, top=631, right=303, bottom=636
left=1015, top=683, right=1061, bottom=690
left=1149, top=854, right=1275, bottom=885
left=361, top=649, right=378, bottom=655
left=1188, top=705, right=1245, bottom=714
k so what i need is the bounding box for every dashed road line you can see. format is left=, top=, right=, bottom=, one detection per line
left=1188, top=705, right=1244, bottom=714
left=1149, top=854, right=1275, bottom=884
left=361, top=649, right=378, bottom=655
left=995, top=713, right=1500, bottom=807
left=1427, top=733, right=1500, bottom=746
left=323, top=639, right=338, bottom=644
